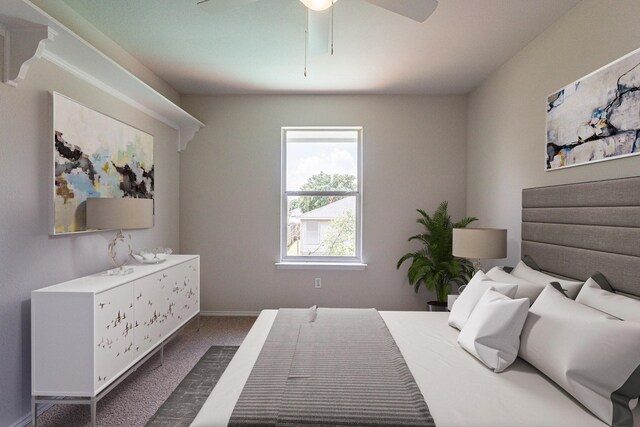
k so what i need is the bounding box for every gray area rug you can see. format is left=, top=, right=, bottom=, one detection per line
left=146, top=345, right=238, bottom=427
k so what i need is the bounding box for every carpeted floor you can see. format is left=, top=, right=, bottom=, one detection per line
left=33, top=316, right=256, bottom=427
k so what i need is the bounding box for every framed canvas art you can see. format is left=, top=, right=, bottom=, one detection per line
left=546, top=48, right=640, bottom=171
left=52, top=92, right=154, bottom=234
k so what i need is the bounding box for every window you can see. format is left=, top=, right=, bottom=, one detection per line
left=0, top=27, right=5, bottom=82
left=280, top=127, right=362, bottom=265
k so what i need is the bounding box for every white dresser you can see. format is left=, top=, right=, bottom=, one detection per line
left=31, top=254, right=200, bottom=425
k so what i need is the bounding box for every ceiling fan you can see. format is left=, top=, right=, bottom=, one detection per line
left=197, top=0, right=438, bottom=22
left=197, top=0, right=438, bottom=73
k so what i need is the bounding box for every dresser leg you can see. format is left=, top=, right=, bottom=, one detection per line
left=31, top=398, right=37, bottom=427
left=90, top=398, right=97, bottom=427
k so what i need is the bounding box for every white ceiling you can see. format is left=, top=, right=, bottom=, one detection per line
left=59, top=0, right=581, bottom=95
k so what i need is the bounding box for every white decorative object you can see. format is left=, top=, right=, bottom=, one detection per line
left=457, top=288, right=529, bottom=373
left=447, top=270, right=518, bottom=330
left=132, top=248, right=173, bottom=264
left=1, top=0, right=203, bottom=151
left=31, top=255, right=200, bottom=427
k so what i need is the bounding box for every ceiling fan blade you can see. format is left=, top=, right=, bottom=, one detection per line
left=197, top=0, right=261, bottom=15
left=308, top=9, right=331, bottom=55
left=363, top=0, right=438, bottom=23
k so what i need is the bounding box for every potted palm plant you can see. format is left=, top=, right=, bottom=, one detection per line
left=397, top=201, right=477, bottom=311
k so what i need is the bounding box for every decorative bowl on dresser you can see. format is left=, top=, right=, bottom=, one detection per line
left=31, top=254, right=200, bottom=427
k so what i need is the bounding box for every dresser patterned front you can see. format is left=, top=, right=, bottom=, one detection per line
left=32, top=255, right=200, bottom=399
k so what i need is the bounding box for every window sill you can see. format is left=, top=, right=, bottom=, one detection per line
left=275, top=262, right=367, bottom=271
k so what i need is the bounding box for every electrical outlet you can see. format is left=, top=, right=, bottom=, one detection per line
left=314, top=278, right=322, bottom=289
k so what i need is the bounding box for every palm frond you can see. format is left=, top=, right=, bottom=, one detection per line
left=397, top=202, right=479, bottom=303
left=453, top=216, right=478, bottom=228
left=408, top=234, right=428, bottom=243
left=416, top=209, right=431, bottom=224
left=396, top=251, right=419, bottom=270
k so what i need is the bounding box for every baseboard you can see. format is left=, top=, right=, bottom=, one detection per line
left=200, top=310, right=261, bottom=317
left=10, top=399, right=61, bottom=427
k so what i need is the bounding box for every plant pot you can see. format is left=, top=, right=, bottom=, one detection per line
left=426, top=301, right=448, bottom=312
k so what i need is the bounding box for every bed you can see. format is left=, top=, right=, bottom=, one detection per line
left=191, top=177, right=640, bottom=427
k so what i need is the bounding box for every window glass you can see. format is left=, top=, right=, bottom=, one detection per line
left=286, top=196, right=356, bottom=257
left=286, top=131, right=358, bottom=192
left=282, top=128, right=361, bottom=262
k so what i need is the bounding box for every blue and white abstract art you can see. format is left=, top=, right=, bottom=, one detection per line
left=53, top=93, right=154, bottom=234
left=546, top=48, right=640, bottom=170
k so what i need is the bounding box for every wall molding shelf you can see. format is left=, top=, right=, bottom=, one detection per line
left=0, top=23, right=56, bottom=87
left=0, top=0, right=204, bottom=151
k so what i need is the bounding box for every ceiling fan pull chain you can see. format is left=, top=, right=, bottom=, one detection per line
left=304, top=8, right=309, bottom=77
left=331, top=0, right=334, bottom=55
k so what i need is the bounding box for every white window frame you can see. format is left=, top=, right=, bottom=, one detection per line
left=0, top=24, right=8, bottom=83
left=279, top=126, right=363, bottom=267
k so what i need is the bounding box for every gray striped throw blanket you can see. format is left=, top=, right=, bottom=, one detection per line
left=229, top=307, right=435, bottom=426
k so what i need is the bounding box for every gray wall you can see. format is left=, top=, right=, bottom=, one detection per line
left=0, top=59, right=180, bottom=426
left=180, top=95, right=468, bottom=313
left=467, top=0, right=640, bottom=267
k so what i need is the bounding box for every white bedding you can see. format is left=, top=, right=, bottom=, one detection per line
left=191, top=310, right=640, bottom=427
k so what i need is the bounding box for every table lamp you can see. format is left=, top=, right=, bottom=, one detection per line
left=86, top=197, right=153, bottom=275
left=452, top=228, right=507, bottom=272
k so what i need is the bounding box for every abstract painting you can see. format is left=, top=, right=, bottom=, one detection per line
left=53, top=93, right=154, bottom=234
left=546, top=48, right=640, bottom=170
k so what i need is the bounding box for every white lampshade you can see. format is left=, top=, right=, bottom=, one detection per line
left=452, top=228, right=507, bottom=260
left=300, top=0, right=337, bottom=11
left=86, top=198, right=153, bottom=230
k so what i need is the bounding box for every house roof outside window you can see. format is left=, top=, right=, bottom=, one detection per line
left=299, top=197, right=355, bottom=221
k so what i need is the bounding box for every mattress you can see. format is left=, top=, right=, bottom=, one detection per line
left=191, top=310, right=640, bottom=427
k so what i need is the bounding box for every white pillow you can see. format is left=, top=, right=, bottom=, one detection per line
left=511, top=261, right=583, bottom=299
left=486, top=266, right=544, bottom=304
left=448, top=271, right=518, bottom=330
left=576, top=277, right=640, bottom=322
left=457, top=288, right=529, bottom=373
left=519, top=284, right=640, bottom=426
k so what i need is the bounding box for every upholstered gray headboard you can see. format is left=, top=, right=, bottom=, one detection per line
left=521, top=177, right=640, bottom=297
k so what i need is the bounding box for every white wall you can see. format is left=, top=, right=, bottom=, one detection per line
left=0, top=59, right=181, bottom=427
left=180, top=95, right=468, bottom=313
left=467, top=0, right=640, bottom=267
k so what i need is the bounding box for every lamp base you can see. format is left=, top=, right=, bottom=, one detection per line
left=472, top=258, right=484, bottom=272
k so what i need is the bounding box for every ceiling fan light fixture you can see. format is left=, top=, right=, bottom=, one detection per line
left=300, top=0, right=336, bottom=12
